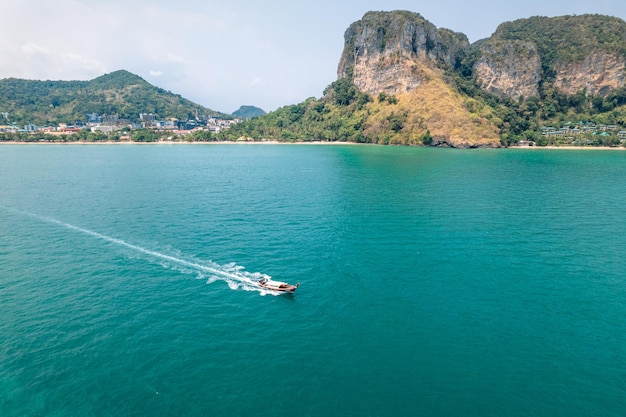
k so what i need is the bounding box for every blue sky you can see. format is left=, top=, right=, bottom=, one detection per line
left=1, top=0, right=624, bottom=114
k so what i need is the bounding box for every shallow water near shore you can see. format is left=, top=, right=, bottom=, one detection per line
left=1, top=144, right=625, bottom=416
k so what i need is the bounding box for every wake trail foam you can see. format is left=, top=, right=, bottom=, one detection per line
left=4, top=207, right=277, bottom=295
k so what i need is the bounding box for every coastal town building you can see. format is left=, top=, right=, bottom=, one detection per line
left=541, top=122, right=622, bottom=138
left=0, top=112, right=240, bottom=137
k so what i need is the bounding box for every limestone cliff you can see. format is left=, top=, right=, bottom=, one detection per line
left=337, top=11, right=500, bottom=147
left=554, top=52, right=626, bottom=96
left=330, top=11, right=626, bottom=147
left=473, top=14, right=626, bottom=99
left=338, top=11, right=469, bottom=96
left=473, top=40, right=541, bottom=100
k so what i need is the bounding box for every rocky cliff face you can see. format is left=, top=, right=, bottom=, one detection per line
left=336, top=10, right=500, bottom=148
left=474, top=47, right=625, bottom=100
left=333, top=11, right=626, bottom=147
left=472, top=14, right=626, bottom=99
left=473, top=40, right=542, bottom=100
left=337, top=11, right=468, bottom=96
left=554, top=52, right=626, bottom=96
left=338, top=12, right=626, bottom=102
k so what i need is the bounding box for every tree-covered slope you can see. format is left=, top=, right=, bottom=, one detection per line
left=0, top=70, right=227, bottom=125
left=223, top=67, right=500, bottom=147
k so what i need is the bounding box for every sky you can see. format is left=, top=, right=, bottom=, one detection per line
left=1, top=0, right=625, bottom=114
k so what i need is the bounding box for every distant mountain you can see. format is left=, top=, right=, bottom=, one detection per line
left=0, top=70, right=229, bottom=125
left=231, top=105, right=266, bottom=119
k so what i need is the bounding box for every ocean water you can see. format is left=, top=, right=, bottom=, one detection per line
left=1, top=144, right=625, bottom=416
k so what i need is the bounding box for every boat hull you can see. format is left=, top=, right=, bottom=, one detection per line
left=258, top=280, right=299, bottom=293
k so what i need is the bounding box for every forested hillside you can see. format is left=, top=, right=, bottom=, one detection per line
left=223, top=70, right=499, bottom=146
left=0, top=70, right=227, bottom=125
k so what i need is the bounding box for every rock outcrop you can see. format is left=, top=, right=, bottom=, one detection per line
left=473, top=14, right=626, bottom=99
left=474, top=45, right=626, bottom=101
left=473, top=40, right=542, bottom=100
left=554, top=52, right=626, bottom=96
left=337, top=11, right=469, bottom=96
left=336, top=11, right=501, bottom=148
left=332, top=11, right=626, bottom=147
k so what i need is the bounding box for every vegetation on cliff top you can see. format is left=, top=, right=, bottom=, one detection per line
left=493, top=14, right=626, bottom=73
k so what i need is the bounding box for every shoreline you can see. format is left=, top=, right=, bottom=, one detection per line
left=1, top=140, right=625, bottom=150
left=508, top=145, right=626, bottom=150
left=0, top=140, right=359, bottom=146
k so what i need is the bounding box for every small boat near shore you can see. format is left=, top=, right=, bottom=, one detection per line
left=258, top=276, right=299, bottom=293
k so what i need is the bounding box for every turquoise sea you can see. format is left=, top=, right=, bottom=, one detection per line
left=1, top=144, right=625, bottom=416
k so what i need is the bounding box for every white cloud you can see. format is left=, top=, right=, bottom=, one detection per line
left=150, top=70, right=163, bottom=77
left=61, top=52, right=105, bottom=74
left=22, top=42, right=50, bottom=55
left=251, top=77, right=261, bottom=86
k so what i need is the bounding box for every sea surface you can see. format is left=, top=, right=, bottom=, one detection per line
left=1, top=144, right=625, bottom=416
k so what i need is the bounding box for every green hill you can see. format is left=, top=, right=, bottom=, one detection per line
left=0, top=70, right=227, bottom=126
left=231, top=105, right=266, bottom=119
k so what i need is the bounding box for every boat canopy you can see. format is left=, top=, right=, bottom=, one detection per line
left=266, top=280, right=287, bottom=286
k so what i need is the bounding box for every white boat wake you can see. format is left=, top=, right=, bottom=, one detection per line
left=5, top=208, right=280, bottom=296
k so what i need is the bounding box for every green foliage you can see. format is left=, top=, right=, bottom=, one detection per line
left=377, top=92, right=398, bottom=105
left=221, top=88, right=374, bottom=143
left=324, top=77, right=360, bottom=106
left=386, top=111, right=408, bottom=132
left=0, top=130, right=118, bottom=143
left=422, top=130, right=433, bottom=145
left=130, top=129, right=164, bottom=142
